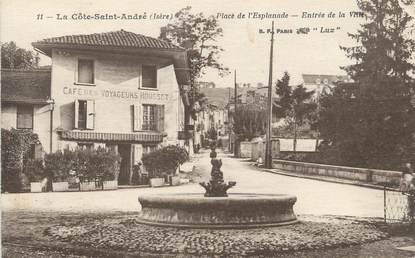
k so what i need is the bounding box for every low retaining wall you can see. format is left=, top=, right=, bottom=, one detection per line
left=239, top=141, right=252, bottom=158
left=273, top=159, right=402, bottom=185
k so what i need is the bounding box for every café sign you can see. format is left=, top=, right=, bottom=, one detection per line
left=63, top=86, right=170, bottom=101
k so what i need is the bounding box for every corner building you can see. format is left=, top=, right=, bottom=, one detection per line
left=29, top=30, right=189, bottom=184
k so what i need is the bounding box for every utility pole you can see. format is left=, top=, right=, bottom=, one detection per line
left=228, top=87, right=232, bottom=152
left=234, top=70, right=238, bottom=156
left=265, top=21, right=275, bottom=169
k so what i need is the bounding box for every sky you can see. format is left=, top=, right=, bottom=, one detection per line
left=1, top=0, right=414, bottom=87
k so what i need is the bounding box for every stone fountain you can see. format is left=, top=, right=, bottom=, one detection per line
left=137, top=148, right=298, bottom=228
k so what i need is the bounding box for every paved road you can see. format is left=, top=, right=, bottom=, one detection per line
left=1, top=150, right=385, bottom=217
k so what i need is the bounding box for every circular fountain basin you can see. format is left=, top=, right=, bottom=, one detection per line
left=137, top=193, right=298, bottom=229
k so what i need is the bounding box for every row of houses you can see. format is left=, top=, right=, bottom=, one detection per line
left=193, top=74, right=350, bottom=148
left=1, top=30, right=193, bottom=185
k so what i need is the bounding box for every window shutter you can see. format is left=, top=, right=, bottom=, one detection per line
left=78, top=59, right=94, bottom=84
left=86, top=100, right=95, bottom=129
left=156, top=105, right=165, bottom=132
left=74, top=100, right=79, bottom=129
left=17, top=105, right=33, bottom=129
left=133, top=104, right=141, bottom=131
left=141, top=65, right=157, bottom=88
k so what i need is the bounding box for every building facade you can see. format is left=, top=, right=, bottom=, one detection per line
left=1, top=30, right=190, bottom=185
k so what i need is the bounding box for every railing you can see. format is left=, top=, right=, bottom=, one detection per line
left=383, top=185, right=414, bottom=231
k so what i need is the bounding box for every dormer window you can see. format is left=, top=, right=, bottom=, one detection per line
left=77, top=59, right=94, bottom=84
left=141, top=65, right=157, bottom=89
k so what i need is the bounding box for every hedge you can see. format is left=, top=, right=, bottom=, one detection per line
left=142, top=145, right=188, bottom=178
left=44, top=147, right=121, bottom=182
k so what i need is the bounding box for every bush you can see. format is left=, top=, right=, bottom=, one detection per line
left=142, top=145, right=188, bottom=178
left=44, top=147, right=121, bottom=182
left=1, top=128, right=39, bottom=192
left=87, top=147, right=121, bottom=181
left=23, top=159, right=45, bottom=182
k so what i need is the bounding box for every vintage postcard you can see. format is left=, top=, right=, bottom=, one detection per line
left=1, top=0, right=415, bottom=257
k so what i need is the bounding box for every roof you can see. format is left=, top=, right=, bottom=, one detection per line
left=302, top=74, right=351, bottom=85
left=1, top=69, right=52, bottom=104
left=32, top=30, right=190, bottom=85
left=33, top=30, right=183, bottom=52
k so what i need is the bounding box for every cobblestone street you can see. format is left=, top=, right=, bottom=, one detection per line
left=2, top=149, right=385, bottom=218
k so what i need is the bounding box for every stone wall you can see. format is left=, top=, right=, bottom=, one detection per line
left=273, top=159, right=402, bottom=185
left=239, top=141, right=252, bottom=158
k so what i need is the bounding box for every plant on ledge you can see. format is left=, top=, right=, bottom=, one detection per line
left=142, top=145, right=189, bottom=178
left=44, top=147, right=121, bottom=182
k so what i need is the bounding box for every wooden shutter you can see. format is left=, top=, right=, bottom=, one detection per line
left=74, top=100, right=79, bottom=129
left=86, top=100, right=95, bottom=129
left=156, top=105, right=165, bottom=132
left=17, top=105, right=33, bottom=129
left=78, top=59, right=94, bottom=84
left=141, top=65, right=157, bottom=88
left=133, top=104, right=142, bottom=131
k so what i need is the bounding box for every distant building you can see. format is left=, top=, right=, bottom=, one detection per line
left=302, top=74, right=352, bottom=96
left=195, top=81, right=216, bottom=89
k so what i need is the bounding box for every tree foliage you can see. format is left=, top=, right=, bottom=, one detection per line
left=160, top=6, right=229, bottom=119
left=275, top=72, right=317, bottom=151
left=233, top=102, right=267, bottom=141
left=1, top=41, right=39, bottom=69
left=142, top=145, right=189, bottom=178
left=318, top=0, right=415, bottom=169
left=1, top=129, right=39, bottom=192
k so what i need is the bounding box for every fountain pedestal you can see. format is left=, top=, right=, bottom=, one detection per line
left=137, top=193, right=297, bottom=228
left=137, top=148, right=298, bottom=228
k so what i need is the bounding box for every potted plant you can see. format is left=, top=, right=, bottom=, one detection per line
left=93, top=147, right=120, bottom=190
left=142, top=149, right=166, bottom=187
left=142, top=145, right=189, bottom=187
left=24, top=159, right=46, bottom=193
left=44, top=150, right=70, bottom=192
left=75, top=148, right=96, bottom=191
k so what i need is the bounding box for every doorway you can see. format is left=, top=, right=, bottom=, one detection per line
left=118, top=144, right=132, bottom=185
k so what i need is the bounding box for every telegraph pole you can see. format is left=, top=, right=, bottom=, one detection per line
left=228, top=87, right=232, bottom=152
left=265, top=21, right=275, bottom=169
left=233, top=70, right=238, bottom=155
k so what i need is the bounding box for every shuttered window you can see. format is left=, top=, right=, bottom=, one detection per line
left=17, top=105, right=33, bottom=129
left=74, top=100, right=95, bottom=130
left=78, top=59, right=94, bottom=84
left=133, top=104, right=164, bottom=132
left=141, top=65, right=157, bottom=89
left=142, top=104, right=156, bottom=130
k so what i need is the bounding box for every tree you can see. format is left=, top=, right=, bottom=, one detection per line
left=318, top=0, right=415, bottom=169
left=160, top=6, right=229, bottom=121
left=233, top=102, right=267, bottom=141
left=1, top=41, right=39, bottom=69
left=275, top=72, right=317, bottom=152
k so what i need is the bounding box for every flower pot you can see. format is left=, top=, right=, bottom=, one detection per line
left=30, top=182, right=43, bottom=193
left=103, top=180, right=118, bottom=190
left=52, top=182, right=69, bottom=192
left=80, top=181, right=96, bottom=191
left=150, top=177, right=165, bottom=187
left=169, top=176, right=181, bottom=186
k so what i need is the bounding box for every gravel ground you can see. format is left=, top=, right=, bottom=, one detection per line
left=43, top=214, right=388, bottom=256
left=3, top=211, right=415, bottom=257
